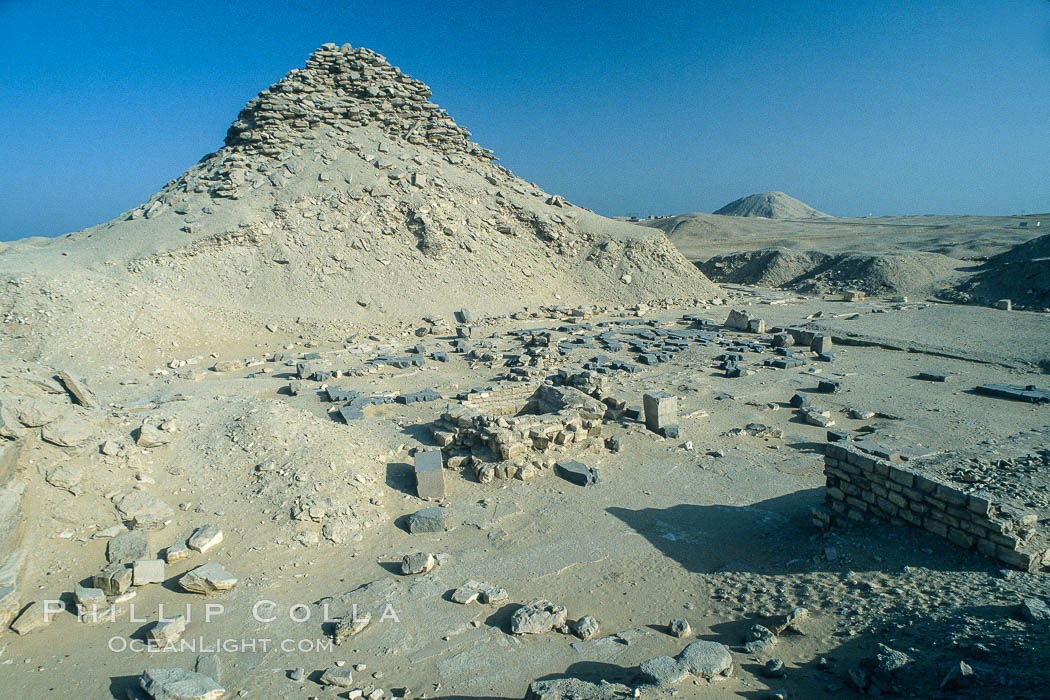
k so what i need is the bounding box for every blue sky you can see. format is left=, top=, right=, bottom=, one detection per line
left=1, top=1, right=1047, bottom=240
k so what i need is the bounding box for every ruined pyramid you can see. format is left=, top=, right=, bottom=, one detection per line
left=713, top=191, right=829, bottom=219
left=0, top=43, right=717, bottom=366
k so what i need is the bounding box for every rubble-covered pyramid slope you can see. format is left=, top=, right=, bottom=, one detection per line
left=713, top=191, right=829, bottom=219
left=0, top=43, right=717, bottom=366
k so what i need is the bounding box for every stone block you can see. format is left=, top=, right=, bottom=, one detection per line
left=810, top=335, right=832, bottom=354
left=132, top=559, right=166, bottom=586
left=887, top=468, right=914, bottom=488
left=554, top=460, right=601, bottom=486
left=642, top=392, right=677, bottom=434
left=93, top=562, right=133, bottom=596
left=107, top=530, right=150, bottom=564
left=414, top=450, right=445, bottom=499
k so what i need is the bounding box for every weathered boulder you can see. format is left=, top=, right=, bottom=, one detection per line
left=511, top=599, right=567, bottom=635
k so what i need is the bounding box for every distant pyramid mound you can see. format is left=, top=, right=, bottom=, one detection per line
left=713, top=192, right=829, bottom=219
left=0, top=43, right=716, bottom=367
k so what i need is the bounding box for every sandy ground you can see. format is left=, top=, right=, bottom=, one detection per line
left=639, top=213, right=1045, bottom=261
left=3, top=292, right=1048, bottom=699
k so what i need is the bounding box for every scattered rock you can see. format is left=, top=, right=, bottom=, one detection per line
left=15, top=399, right=60, bottom=427
left=669, top=618, right=691, bottom=638
left=147, top=615, right=187, bottom=646
left=940, top=659, right=976, bottom=689
left=571, top=615, right=600, bottom=640
left=165, top=543, right=191, bottom=564
left=41, top=416, right=94, bottom=447
left=400, top=552, right=436, bottom=575
left=187, top=525, right=223, bottom=553
left=319, top=667, right=354, bottom=688
left=406, top=507, right=449, bottom=534
left=113, top=490, right=174, bottom=527
left=771, top=607, right=809, bottom=635
left=137, top=421, right=171, bottom=448
left=678, top=640, right=734, bottom=678
left=139, top=668, right=224, bottom=700
left=10, top=601, right=50, bottom=635
left=108, top=529, right=150, bottom=563
left=524, top=678, right=632, bottom=700
left=511, top=599, right=568, bottom=635
left=133, top=559, right=166, bottom=586
left=333, top=612, right=371, bottom=644
left=744, top=624, right=777, bottom=653
left=762, top=658, right=786, bottom=678
left=179, top=563, right=237, bottom=594
left=451, top=580, right=507, bottom=605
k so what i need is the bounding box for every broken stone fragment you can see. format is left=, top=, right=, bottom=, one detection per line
left=451, top=580, right=507, bottom=604
left=406, top=506, right=449, bottom=534
left=1020, top=597, right=1050, bottom=623
left=100, top=439, right=121, bottom=456
left=179, top=562, right=237, bottom=594
left=333, top=612, right=371, bottom=644
left=669, top=618, right=691, bottom=638
left=147, top=614, right=187, bottom=646
left=400, top=552, right=436, bottom=575
left=74, top=584, right=110, bottom=620
left=41, top=416, right=94, bottom=447
left=93, top=562, right=133, bottom=596
left=510, top=599, right=567, bottom=635
left=165, top=542, right=191, bottom=564
left=45, top=464, right=83, bottom=491
left=525, top=678, right=632, bottom=700
left=137, top=421, right=171, bottom=448
left=570, top=615, right=600, bottom=640
left=195, top=653, right=222, bottom=684
left=15, top=398, right=60, bottom=427
left=55, top=370, right=96, bottom=408
left=771, top=607, right=809, bottom=635
left=319, top=667, right=354, bottom=687
left=187, top=525, right=223, bottom=553
left=133, top=559, right=166, bottom=586
left=10, top=601, right=51, bottom=635
left=0, top=401, right=26, bottom=439
left=108, top=529, right=150, bottom=563
left=450, top=585, right=479, bottom=605
left=940, top=659, right=976, bottom=689
left=139, top=668, right=224, bottom=700
left=744, top=624, right=777, bottom=653
left=553, top=460, right=600, bottom=487
left=211, top=359, right=245, bottom=373
left=802, top=408, right=835, bottom=428
left=639, top=655, right=690, bottom=687
left=113, top=489, right=174, bottom=526
left=850, top=643, right=913, bottom=694
left=762, top=658, right=787, bottom=678
left=678, top=639, right=734, bottom=678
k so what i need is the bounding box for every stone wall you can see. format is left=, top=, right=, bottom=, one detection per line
left=814, top=442, right=1048, bottom=572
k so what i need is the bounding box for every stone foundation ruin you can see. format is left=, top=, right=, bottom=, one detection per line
left=429, top=382, right=610, bottom=483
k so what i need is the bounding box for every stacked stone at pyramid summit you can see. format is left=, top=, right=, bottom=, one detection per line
left=0, top=44, right=717, bottom=367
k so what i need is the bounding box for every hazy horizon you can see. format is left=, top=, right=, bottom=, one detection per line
left=2, top=1, right=1048, bottom=241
